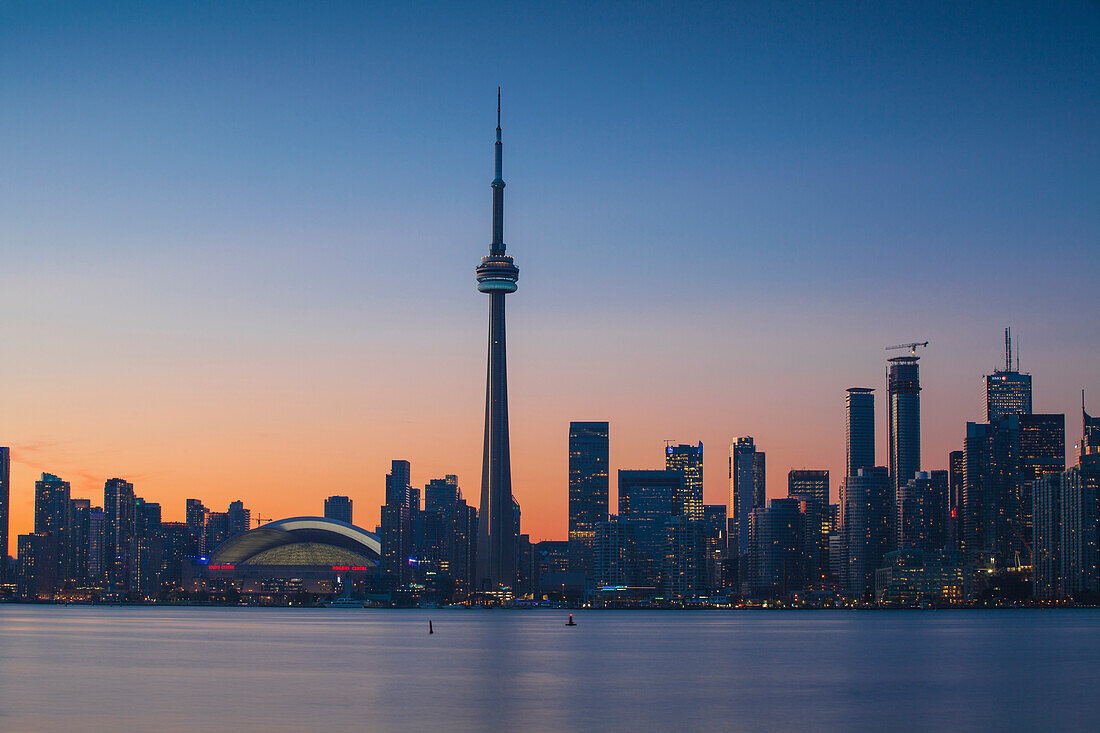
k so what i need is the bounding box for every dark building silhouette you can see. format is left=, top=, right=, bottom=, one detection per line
left=964, top=414, right=1065, bottom=569
left=888, top=356, right=921, bottom=492
left=948, top=450, right=964, bottom=551
left=381, top=460, right=414, bottom=586
left=35, top=473, right=71, bottom=583
left=186, top=499, right=208, bottom=555
left=665, top=442, right=704, bottom=520
left=0, top=447, right=8, bottom=579
left=324, top=495, right=353, bottom=525
left=69, top=499, right=91, bottom=584
left=17, top=533, right=57, bottom=599
left=423, top=475, right=477, bottom=595
left=841, top=467, right=892, bottom=599
left=476, top=93, right=521, bottom=593
left=729, top=436, right=765, bottom=582
left=1033, top=471, right=1062, bottom=599
left=619, top=470, right=684, bottom=592
left=846, top=388, right=875, bottom=477
left=204, top=512, right=230, bottom=558
left=568, top=421, right=609, bottom=580
left=228, top=500, right=250, bottom=537
left=1083, top=392, right=1100, bottom=459
left=1060, top=453, right=1100, bottom=598
left=702, top=504, right=727, bottom=592
left=749, top=498, right=805, bottom=597
left=87, top=507, right=106, bottom=581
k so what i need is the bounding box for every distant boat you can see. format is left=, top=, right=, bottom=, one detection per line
left=325, top=596, right=363, bottom=608
left=566, top=613, right=576, bottom=626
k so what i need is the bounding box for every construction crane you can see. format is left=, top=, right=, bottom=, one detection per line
left=885, top=341, right=929, bottom=356
left=251, top=514, right=272, bottom=527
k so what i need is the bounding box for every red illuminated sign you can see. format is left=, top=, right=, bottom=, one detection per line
left=331, top=566, right=369, bottom=571
left=208, top=564, right=235, bottom=570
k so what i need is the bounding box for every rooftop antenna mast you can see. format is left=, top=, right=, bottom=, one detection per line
left=1005, top=327, right=1012, bottom=372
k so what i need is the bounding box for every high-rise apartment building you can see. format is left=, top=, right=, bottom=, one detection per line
left=568, top=421, right=609, bottom=580
left=381, top=460, right=414, bottom=586
left=228, top=500, right=250, bottom=537
left=888, top=356, right=921, bottom=491
left=324, top=496, right=353, bottom=525
left=749, top=498, right=805, bottom=597
left=729, top=437, right=765, bottom=568
left=35, top=473, right=71, bottom=582
left=1033, top=471, right=1062, bottom=599
left=665, top=442, right=703, bottom=521
left=1060, top=454, right=1100, bottom=597
left=897, top=472, right=934, bottom=552
left=948, top=450, right=964, bottom=551
left=104, top=479, right=135, bottom=591
left=840, top=467, right=892, bottom=599
left=185, top=499, right=208, bottom=555
left=69, top=499, right=91, bottom=584
left=87, top=507, right=107, bottom=581
left=846, top=388, right=875, bottom=477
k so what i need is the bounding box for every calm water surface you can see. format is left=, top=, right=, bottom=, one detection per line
left=1, top=606, right=1098, bottom=731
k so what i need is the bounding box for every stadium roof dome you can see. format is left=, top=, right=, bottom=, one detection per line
left=209, top=517, right=381, bottom=567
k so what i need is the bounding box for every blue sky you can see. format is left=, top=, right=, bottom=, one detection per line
left=1, top=1, right=1098, bottom=537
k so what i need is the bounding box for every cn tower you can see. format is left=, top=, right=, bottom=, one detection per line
left=476, top=89, right=520, bottom=592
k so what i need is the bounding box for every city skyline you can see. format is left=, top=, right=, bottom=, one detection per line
left=3, top=2, right=1099, bottom=546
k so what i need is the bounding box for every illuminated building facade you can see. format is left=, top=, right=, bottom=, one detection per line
left=568, top=421, right=609, bottom=580
left=985, top=328, right=1032, bottom=422
left=875, top=549, right=972, bottom=605
left=665, top=442, right=704, bottom=520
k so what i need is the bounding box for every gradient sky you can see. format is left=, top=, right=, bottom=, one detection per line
left=2, top=1, right=1098, bottom=550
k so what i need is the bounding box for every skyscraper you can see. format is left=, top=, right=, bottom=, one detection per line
left=1061, top=453, right=1100, bottom=597
left=846, top=388, right=875, bottom=477
left=382, top=460, right=414, bottom=586
left=888, top=356, right=921, bottom=491
left=618, top=469, right=684, bottom=592
left=840, top=466, right=893, bottom=599
left=665, top=442, right=704, bottom=521
left=34, top=473, right=71, bottom=582
left=227, top=500, right=250, bottom=537
left=964, top=414, right=1065, bottom=568
left=185, top=499, right=208, bottom=555
left=985, top=328, right=1032, bottom=422
left=729, top=437, right=765, bottom=567
left=104, top=479, right=135, bottom=591
left=476, top=91, right=521, bottom=593
left=324, top=495, right=353, bottom=525
left=568, top=421, right=609, bottom=580
left=0, top=447, right=8, bottom=578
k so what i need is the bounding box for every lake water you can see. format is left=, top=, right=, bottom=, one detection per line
left=1, top=606, right=1098, bottom=732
